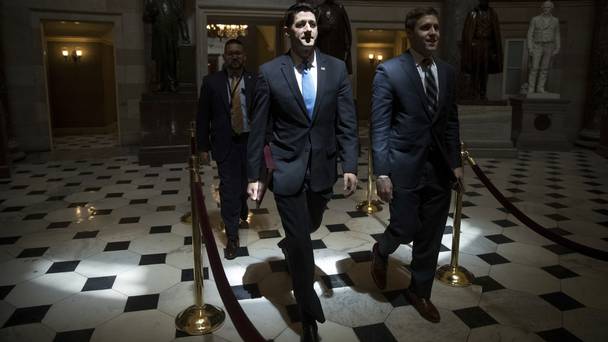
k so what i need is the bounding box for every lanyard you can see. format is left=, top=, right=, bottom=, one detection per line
left=228, top=73, right=244, bottom=100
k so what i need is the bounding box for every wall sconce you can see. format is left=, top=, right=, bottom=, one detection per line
left=62, top=47, right=82, bottom=62
left=368, top=53, right=383, bottom=65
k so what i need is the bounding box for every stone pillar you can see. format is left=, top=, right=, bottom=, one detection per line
left=577, top=0, right=608, bottom=151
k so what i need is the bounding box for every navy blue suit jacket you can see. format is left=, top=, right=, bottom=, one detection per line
left=196, top=70, right=256, bottom=162
left=371, top=51, right=461, bottom=188
left=247, top=51, right=358, bottom=196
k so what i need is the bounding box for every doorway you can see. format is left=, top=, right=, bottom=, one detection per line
left=42, top=20, right=119, bottom=150
left=206, top=17, right=284, bottom=74
left=356, top=29, right=408, bottom=121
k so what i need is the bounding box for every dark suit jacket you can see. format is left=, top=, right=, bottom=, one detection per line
left=196, top=70, right=256, bottom=162
left=247, top=50, right=358, bottom=196
left=371, top=51, right=461, bottom=188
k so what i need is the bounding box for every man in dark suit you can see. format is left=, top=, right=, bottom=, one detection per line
left=197, top=39, right=256, bottom=259
left=369, top=7, right=463, bottom=324
left=247, top=3, right=358, bottom=341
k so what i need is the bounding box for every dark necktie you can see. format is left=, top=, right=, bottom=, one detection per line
left=230, top=76, right=244, bottom=134
left=422, top=58, right=438, bottom=113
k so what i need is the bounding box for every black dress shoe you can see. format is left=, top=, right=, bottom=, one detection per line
left=404, top=289, right=440, bottom=323
left=370, top=242, right=388, bottom=289
left=301, top=321, right=319, bottom=342
left=224, top=238, right=239, bottom=260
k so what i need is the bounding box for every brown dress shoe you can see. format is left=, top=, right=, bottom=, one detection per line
left=224, top=238, right=239, bottom=260
left=404, top=289, right=440, bottom=323
left=301, top=321, right=319, bottom=342
left=370, top=243, right=388, bottom=289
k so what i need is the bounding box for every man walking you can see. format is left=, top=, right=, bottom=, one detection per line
left=247, top=3, right=358, bottom=341
left=369, top=7, right=462, bottom=324
left=197, top=39, right=255, bottom=259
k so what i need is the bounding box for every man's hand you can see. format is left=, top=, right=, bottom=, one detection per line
left=247, top=181, right=264, bottom=201
left=199, top=152, right=210, bottom=165
left=343, top=173, right=358, bottom=197
left=453, top=167, right=465, bottom=192
left=376, top=177, right=393, bottom=203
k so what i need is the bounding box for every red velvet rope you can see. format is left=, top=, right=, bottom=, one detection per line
left=469, top=163, right=608, bottom=261
left=192, top=181, right=267, bottom=342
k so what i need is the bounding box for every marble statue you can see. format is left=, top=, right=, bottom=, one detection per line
left=527, top=0, right=561, bottom=94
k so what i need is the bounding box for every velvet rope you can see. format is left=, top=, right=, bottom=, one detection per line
left=469, top=163, right=608, bottom=262
left=192, top=181, right=267, bottom=342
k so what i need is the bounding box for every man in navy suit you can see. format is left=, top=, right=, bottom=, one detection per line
left=197, top=39, right=256, bottom=259
left=369, top=7, right=463, bottom=323
left=247, top=3, right=358, bottom=341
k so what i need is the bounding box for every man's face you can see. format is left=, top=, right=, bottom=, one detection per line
left=286, top=11, right=318, bottom=49
left=541, top=2, right=553, bottom=15
left=407, top=15, right=440, bottom=57
left=223, top=43, right=246, bottom=71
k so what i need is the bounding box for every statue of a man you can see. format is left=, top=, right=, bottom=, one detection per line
left=527, top=0, right=560, bottom=94
left=298, top=0, right=353, bottom=74
left=461, top=0, right=503, bottom=101
left=143, top=0, right=190, bottom=92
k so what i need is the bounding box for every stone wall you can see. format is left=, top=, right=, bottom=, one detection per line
left=1, top=0, right=146, bottom=150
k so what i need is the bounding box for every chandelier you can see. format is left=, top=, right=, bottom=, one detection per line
left=206, top=24, right=248, bottom=39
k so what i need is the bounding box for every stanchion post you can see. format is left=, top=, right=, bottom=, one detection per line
left=176, top=122, right=225, bottom=335
left=356, top=124, right=383, bottom=214
left=436, top=142, right=475, bottom=287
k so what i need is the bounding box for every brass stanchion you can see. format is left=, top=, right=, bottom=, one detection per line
left=436, top=143, right=475, bottom=287
left=176, top=123, right=225, bottom=335
left=356, top=140, right=382, bottom=214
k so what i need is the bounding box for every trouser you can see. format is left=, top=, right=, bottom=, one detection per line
left=216, top=133, right=249, bottom=240
left=528, top=42, right=556, bottom=92
left=377, top=160, right=451, bottom=298
left=274, top=180, right=332, bottom=324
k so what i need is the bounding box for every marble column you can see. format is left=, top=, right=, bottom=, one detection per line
left=577, top=0, right=608, bottom=152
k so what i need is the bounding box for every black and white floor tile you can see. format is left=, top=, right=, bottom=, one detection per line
left=0, top=144, right=607, bottom=341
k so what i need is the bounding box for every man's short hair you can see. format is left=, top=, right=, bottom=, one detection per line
left=224, top=38, right=244, bottom=52
left=405, top=7, right=439, bottom=31
left=284, top=2, right=316, bottom=28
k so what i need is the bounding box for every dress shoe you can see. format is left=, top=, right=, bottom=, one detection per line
left=301, top=321, right=319, bottom=342
left=281, top=247, right=290, bottom=273
left=224, top=238, right=239, bottom=260
left=404, top=289, right=440, bottom=323
left=370, top=243, right=388, bottom=289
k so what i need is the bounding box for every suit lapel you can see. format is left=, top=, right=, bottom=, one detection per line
left=219, top=71, right=230, bottom=114
left=400, top=52, right=433, bottom=121
left=311, top=51, right=326, bottom=123
left=434, top=62, right=448, bottom=124
left=280, top=54, right=307, bottom=118
left=244, top=71, right=255, bottom=114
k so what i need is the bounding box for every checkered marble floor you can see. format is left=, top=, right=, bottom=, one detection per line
left=0, top=148, right=607, bottom=342
left=53, top=134, right=119, bottom=151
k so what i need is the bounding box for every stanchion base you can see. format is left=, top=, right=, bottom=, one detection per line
left=356, top=200, right=383, bottom=214
left=176, top=304, right=225, bottom=335
left=436, top=265, right=475, bottom=287
left=181, top=212, right=192, bottom=224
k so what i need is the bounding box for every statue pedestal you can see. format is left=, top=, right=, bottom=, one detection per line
left=527, top=92, right=560, bottom=100
left=458, top=102, right=517, bottom=158
left=510, top=95, right=571, bottom=151
left=598, top=114, right=608, bottom=157
left=138, top=91, right=197, bottom=166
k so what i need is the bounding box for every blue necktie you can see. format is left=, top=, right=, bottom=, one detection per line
left=301, top=61, right=315, bottom=120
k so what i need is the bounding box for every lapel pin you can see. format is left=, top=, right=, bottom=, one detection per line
left=321, top=66, right=326, bottom=71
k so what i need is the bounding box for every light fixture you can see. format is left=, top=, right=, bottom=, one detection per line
left=368, top=52, right=383, bottom=65
left=206, top=24, right=248, bottom=39
left=61, top=47, right=82, bottom=62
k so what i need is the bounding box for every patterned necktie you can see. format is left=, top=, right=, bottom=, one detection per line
left=230, top=76, right=244, bottom=134
left=301, top=60, right=316, bottom=119
left=422, top=58, right=438, bottom=113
